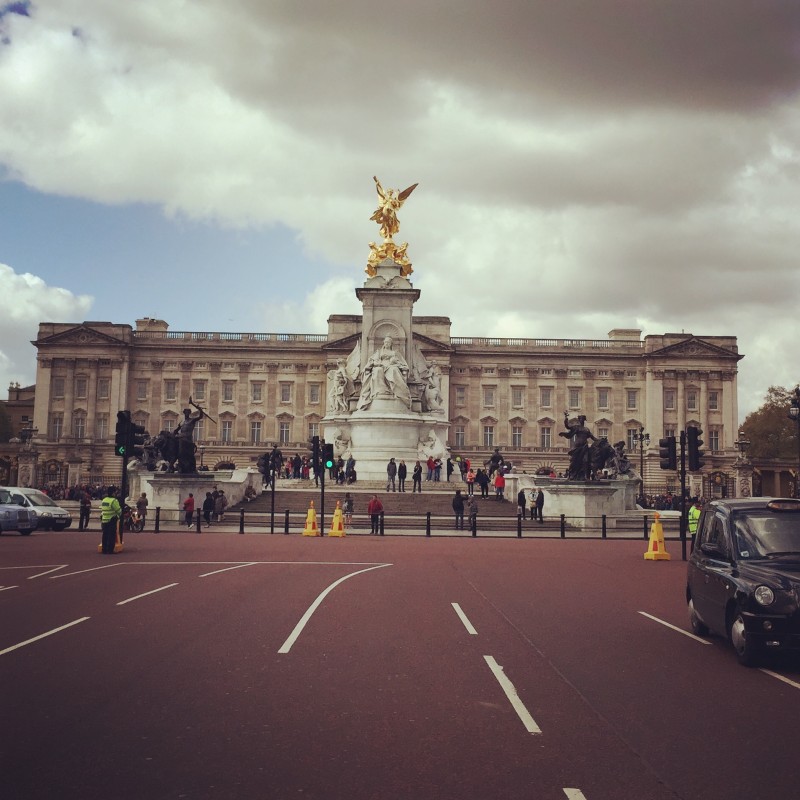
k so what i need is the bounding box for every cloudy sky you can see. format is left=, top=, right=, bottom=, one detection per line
left=1, top=0, right=799, bottom=422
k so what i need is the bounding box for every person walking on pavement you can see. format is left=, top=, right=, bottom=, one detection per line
left=78, top=487, right=92, bottom=531
left=343, top=492, right=354, bottom=527
left=386, top=457, right=397, bottom=492
left=534, top=488, right=545, bottom=523
left=397, top=460, right=407, bottom=492
left=466, top=494, right=478, bottom=532
left=183, top=493, right=195, bottom=528
left=412, top=461, right=423, bottom=493
left=517, top=488, right=527, bottom=519
left=688, top=497, right=701, bottom=547
left=452, top=489, right=465, bottom=530
left=367, top=494, right=384, bottom=535
left=202, top=492, right=214, bottom=528
left=136, top=492, right=149, bottom=531
left=100, top=486, right=122, bottom=554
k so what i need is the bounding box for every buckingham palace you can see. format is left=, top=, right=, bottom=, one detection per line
left=10, top=312, right=743, bottom=498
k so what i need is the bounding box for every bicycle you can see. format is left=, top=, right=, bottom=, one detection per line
left=122, top=506, right=145, bottom=533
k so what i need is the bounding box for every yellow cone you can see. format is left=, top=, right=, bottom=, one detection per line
left=329, top=500, right=346, bottom=537
left=303, top=500, right=320, bottom=537
left=644, top=512, right=670, bottom=560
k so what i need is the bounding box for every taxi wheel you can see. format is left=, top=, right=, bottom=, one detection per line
left=688, top=598, right=709, bottom=636
left=729, top=607, right=759, bottom=667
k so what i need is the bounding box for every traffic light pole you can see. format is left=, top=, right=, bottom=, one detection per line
left=680, top=430, right=687, bottom=562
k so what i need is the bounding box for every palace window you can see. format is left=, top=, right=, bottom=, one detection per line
left=192, top=420, right=204, bottom=442
left=52, top=377, right=65, bottom=398
left=664, top=427, right=676, bottom=438
left=308, top=422, right=319, bottom=439
left=540, top=426, right=551, bottom=448
left=626, top=390, right=638, bottom=410
left=279, top=421, right=290, bottom=443
left=95, top=414, right=109, bottom=440
left=136, top=380, right=148, bottom=401
left=709, top=429, right=720, bottom=450
left=98, top=378, right=110, bottom=400
left=164, top=380, right=178, bottom=402
left=568, top=388, right=581, bottom=409
left=251, top=420, right=263, bottom=444
left=511, top=387, right=524, bottom=408
left=512, top=426, right=523, bottom=448
left=308, top=384, right=321, bottom=404
left=686, top=390, right=698, bottom=411
left=280, top=383, right=292, bottom=403
left=455, top=386, right=466, bottom=406
left=222, top=381, right=235, bottom=402
left=221, top=420, right=233, bottom=443
left=454, top=426, right=465, bottom=447
left=483, top=387, right=495, bottom=407
left=251, top=382, right=264, bottom=402
left=597, top=388, right=609, bottom=409
left=75, top=377, right=88, bottom=399
left=49, top=413, right=63, bottom=440
left=483, top=425, right=494, bottom=447
left=72, top=414, right=86, bottom=439
left=708, top=391, right=719, bottom=411
left=626, top=429, right=637, bottom=451
left=193, top=381, right=206, bottom=401
left=540, top=387, right=552, bottom=407
left=598, top=427, right=610, bottom=439
left=664, top=389, right=676, bottom=410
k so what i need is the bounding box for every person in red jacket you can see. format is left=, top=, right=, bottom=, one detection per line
left=494, top=471, right=506, bottom=501
left=367, top=494, right=384, bottom=535
left=183, top=493, right=195, bottom=528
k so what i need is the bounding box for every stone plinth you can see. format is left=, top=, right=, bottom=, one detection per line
left=129, top=468, right=261, bottom=522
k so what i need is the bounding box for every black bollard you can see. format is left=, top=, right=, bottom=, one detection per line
left=195, top=509, right=202, bottom=533
left=284, top=509, right=290, bottom=534
left=239, top=508, right=245, bottom=534
left=379, top=511, right=385, bottom=536
left=601, top=514, right=607, bottom=539
left=517, top=513, right=522, bottom=538
left=560, top=514, right=566, bottom=538
left=426, top=511, right=431, bottom=537
left=154, top=507, right=161, bottom=533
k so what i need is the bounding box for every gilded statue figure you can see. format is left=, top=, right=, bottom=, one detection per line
left=370, top=176, right=418, bottom=241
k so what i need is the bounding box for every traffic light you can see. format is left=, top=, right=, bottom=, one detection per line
left=687, top=426, right=705, bottom=471
left=128, top=419, right=148, bottom=461
left=658, top=436, right=677, bottom=470
left=311, top=435, right=320, bottom=472
left=322, top=442, right=335, bottom=470
left=115, top=410, right=131, bottom=457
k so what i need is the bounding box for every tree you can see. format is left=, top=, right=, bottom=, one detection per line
left=741, top=386, right=799, bottom=459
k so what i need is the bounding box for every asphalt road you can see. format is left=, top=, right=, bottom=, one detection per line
left=2, top=531, right=798, bottom=800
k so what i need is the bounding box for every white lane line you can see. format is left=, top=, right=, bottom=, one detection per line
left=0, top=585, right=19, bottom=592
left=563, top=790, right=588, bottom=799
left=51, top=563, right=123, bottom=579
left=28, top=565, right=68, bottom=579
left=638, top=611, right=711, bottom=645
left=117, top=583, right=179, bottom=606
left=0, top=617, right=91, bottom=656
left=452, top=602, right=478, bottom=634
left=483, top=655, right=542, bottom=734
left=759, top=669, right=800, bottom=690
left=278, top=563, right=392, bottom=654
left=199, top=562, right=258, bottom=578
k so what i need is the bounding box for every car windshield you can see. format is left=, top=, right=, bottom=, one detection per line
left=732, top=509, right=800, bottom=559
left=0, top=489, right=14, bottom=504
left=23, top=491, right=59, bottom=508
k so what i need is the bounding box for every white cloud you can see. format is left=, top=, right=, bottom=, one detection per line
left=0, top=264, right=93, bottom=390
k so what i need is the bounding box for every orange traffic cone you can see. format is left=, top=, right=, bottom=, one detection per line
left=644, top=512, right=670, bottom=561
left=329, top=501, right=346, bottom=537
left=302, top=500, right=320, bottom=537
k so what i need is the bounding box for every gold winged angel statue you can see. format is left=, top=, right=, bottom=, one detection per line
left=370, top=176, right=417, bottom=242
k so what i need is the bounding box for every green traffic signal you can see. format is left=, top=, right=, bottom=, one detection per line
left=323, top=442, right=334, bottom=469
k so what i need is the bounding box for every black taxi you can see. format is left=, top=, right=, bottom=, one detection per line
left=686, top=497, right=800, bottom=666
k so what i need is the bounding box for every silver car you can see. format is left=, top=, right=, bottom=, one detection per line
left=0, top=489, right=36, bottom=535
left=1, top=487, right=73, bottom=531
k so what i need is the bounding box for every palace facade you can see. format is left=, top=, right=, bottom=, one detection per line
left=11, top=315, right=743, bottom=497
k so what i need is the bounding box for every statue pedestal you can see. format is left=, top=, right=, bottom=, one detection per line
left=132, top=469, right=262, bottom=521
left=507, top=475, right=640, bottom=528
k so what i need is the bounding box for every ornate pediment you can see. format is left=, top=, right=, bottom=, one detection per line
left=648, top=337, right=742, bottom=361
left=34, top=325, right=127, bottom=348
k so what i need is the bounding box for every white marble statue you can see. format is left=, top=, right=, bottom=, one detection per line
left=357, top=336, right=411, bottom=410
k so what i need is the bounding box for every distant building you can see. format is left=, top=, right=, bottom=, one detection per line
left=10, top=315, right=745, bottom=497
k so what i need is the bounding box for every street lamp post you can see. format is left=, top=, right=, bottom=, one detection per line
left=788, top=387, right=800, bottom=498
left=633, top=426, right=650, bottom=497
left=199, top=446, right=206, bottom=469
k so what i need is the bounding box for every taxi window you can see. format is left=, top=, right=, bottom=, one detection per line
left=705, top=515, right=730, bottom=558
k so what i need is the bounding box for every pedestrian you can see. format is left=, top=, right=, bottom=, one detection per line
left=202, top=492, right=214, bottom=528
left=534, top=489, right=545, bottom=523
left=426, top=456, right=435, bottom=481
left=136, top=492, right=148, bottom=531
left=398, top=460, right=407, bottom=492
left=183, top=493, right=195, bottom=528
left=78, top=486, right=92, bottom=531
left=412, top=460, right=423, bottom=493
left=466, top=494, right=478, bottom=531
left=386, top=457, right=397, bottom=491
left=452, top=489, right=465, bottom=530
left=100, top=486, right=122, bottom=554
left=367, top=494, right=384, bottom=535
left=434, top=457, right=442, bottom=482
left=688, top=497, right=701, bottom=545
left=517, top=487, right=527, bottom=518
left=466, top=468, right=475, bottom=496
left=215, top=490, right=228, bottom=522
left=211, top=486, right=220, bottom=521
left=494, top=471, right=506, bottom=501
left=446, top=458, right=454, bottom=482
left=343, top=492, right=354, bottom=527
